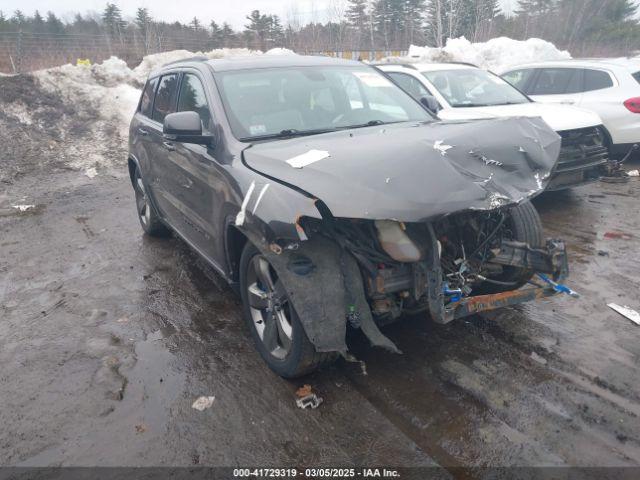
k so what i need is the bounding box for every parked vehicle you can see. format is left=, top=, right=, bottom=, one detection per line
left=500, top=59, right=640, bottom=159
left=378, top=62, right=610, bottom=190
left=129, top=55, right=570, bottom=377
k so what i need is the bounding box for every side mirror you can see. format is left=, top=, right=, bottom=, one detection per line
left=163, top=111, right=213, bottom=145
left=420, top=96, right=440, bottom=113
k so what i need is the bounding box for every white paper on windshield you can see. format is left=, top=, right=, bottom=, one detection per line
left=286, top=150, right=330, bottom=168
left=353, top=71, right=393, bottom=87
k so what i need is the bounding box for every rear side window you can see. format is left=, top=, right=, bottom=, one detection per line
left=139, top=77, right=158, bottom=118
left=152, top=74, right=180, bottom=123
left=502, top=69, right=535, bottom=92
left=633, top=71, right=640, bottom=84
left=177, top=74, right=212, bottom=131
left=387, top=72, right=432, bottom=100
left=531, top=68, right=582, bottom=95
left=583, top=69, right=614, bottom=91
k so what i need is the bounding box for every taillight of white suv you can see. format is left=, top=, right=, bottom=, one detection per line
left=623, top=97, right=640, bottom=113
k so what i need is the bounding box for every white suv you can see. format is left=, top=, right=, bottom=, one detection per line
left=377, top=63, right=610, bottom=190
left=500, top=59, right=640, bottom=159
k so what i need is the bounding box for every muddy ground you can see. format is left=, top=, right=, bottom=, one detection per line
left=1, top=77, right=640, bottom=476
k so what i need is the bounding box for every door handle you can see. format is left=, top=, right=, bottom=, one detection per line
left=138, top=128, right=149, bottom=136
left=163, top=141, right=175, bottom=151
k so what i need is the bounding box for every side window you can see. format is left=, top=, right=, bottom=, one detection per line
left=502, top=69, right=534, bottom=92
left=531, top=68, right=582, bottom=95
left=152, top=73, right=180, bottom=123
left=340, top=74, right=364, bottom=109
left=177, top=74, right=212, bottom=131
left=387, top=72, right=432, bottom=100
left=139, top=77, right=158, bottom=118
left=583, top=69, right=614, bottom=92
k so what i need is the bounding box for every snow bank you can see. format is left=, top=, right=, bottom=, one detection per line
left=393, top=37, right=571, bottom=72
left=132, top=47, right=269, bottom=81
left=27, top=47, right=294, bottom=173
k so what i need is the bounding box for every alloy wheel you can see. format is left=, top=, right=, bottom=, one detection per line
left=246, top=255, right=293, bottom=359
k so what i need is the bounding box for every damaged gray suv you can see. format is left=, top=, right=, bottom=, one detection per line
left=128, top=55, right=570, bottom=377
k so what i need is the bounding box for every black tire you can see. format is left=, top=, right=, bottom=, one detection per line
left=133, top=168, right=170, bottom=237
left=239, top=243, right=337, bottom=378
left=483, top=201, right=544, bottom=292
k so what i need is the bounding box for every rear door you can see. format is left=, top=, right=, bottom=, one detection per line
left=131, top=76, right=159, bottom=190
left=527, top=67, right=584, bottom=106
left=148, top=72, right=182, bottom=228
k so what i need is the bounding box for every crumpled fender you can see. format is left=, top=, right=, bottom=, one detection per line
left=241, top=229, right=400, bottom=354
left=232, top=175, right=322, bottom=244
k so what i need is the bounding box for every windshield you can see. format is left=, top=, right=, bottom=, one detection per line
left=216, top=66, right=432, bottom=140
left=422, top=69, right=530, bottom=108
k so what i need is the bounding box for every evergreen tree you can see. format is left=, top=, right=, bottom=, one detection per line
left=135, top=8, right=151, bottom=32
left=190, top=17, right=201, bottom=31
left=135, top=8, right=152, bottom=53
left=268, top=15, right=285, bottom=46
left=515, top=0, right=556, bottom=16
left=346, top=0, right=368, bottom=27
left=210, top=20, right=222, bottom=47
left=221, top=22, right=235, bottom=47
left=33, top=10, right=45, bottom=32
left=45, top=11, right=65, bottom=34
left=372, top=0, right=407, bottom=49
left=102, top=3, right=126, bottom=38
left=0, top=11, right=9, bottom=33
left=11, top=10, right=26, bottom=26
left=405, top=0, right=426, bottom=45
left=245, top=10, right=271, bottom=49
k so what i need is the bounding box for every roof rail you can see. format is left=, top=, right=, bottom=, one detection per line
left=162, top=55, right=209, bottom=67
left=442, top=61, right=478, bottom=68
left=371, top=62, right=417, bottom=70
left=375, top=61, right=478, bottom=69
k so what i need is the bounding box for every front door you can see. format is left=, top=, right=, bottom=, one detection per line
left=165, top=71, right=227, bottom=264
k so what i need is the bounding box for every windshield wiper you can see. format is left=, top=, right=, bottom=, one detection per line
left=240, top=128, right=338, bottom=141
left=336, top=120, right=400, bottom=130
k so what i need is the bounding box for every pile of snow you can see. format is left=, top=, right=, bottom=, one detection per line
left=390, top=37, right=571, bottom=72
left=27, top=47, right=294, bottom=173
left=35, top=47, right=296, bottom=131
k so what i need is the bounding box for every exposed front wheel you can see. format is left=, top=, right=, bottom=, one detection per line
left=133, top=168, right=170, bottom=237
left=239, top=243, right=336, bottom=378
left=483, top=200, right=544, bottom=293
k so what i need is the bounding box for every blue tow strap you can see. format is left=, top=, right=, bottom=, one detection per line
left=536, top=273, right=580, bottom=298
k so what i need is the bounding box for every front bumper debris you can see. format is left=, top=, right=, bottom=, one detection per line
left=432, top=240, right=570, bottom=324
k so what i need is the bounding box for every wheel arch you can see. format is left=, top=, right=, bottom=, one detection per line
left=127, top=155, right=141, bottom=187
left=224, top=218, right=249, bottom=283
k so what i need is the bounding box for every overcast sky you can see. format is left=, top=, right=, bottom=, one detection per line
left=2, top=0, right=516, bottom=29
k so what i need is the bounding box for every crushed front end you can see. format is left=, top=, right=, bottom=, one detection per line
left=302, top=206, right=569, bottom=328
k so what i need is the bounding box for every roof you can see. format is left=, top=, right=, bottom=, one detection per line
left=203, top=54, right=363, bottom=72
left=500, top=58, right=640, bottom=72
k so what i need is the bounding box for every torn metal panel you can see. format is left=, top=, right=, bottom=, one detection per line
left=243, top=231, right=400, bottom=354
left=243, top=117, right=561, bottom=222
left=234, top=177, right=322, bottom=243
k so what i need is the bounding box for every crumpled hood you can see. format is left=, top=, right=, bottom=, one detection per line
left=243, top=117, right=561, bottom=222
left=438, top=102, right=603, bottom=132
